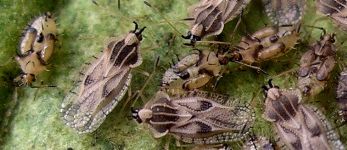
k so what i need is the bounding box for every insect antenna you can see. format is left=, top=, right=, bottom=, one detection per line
left=92, top=0, right=98, bottom=6
left=232, top=60, right=268, bottom=75
left=305, top=25, right=327, bottom=37
left=195, top=40, right=232, bottom=45
left=230, top=10, right=243, bottom=40
left=261, top=85, right=269, bottom=97
left=267, top=79, right=274, bottom=88
left=132, top=21, right=139, bottom=32
left=182, top=17, right=194, bottom=21
left=122, top=57, right=160, bottom=112
left=181, top=31, right=192, bottom=39
left=136, top=26, right=147, bottom=36
left=30, top=84, right=56, bottom=88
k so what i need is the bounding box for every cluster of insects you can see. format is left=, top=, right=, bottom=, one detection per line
left=15, top=12, right=57, bottom=87
left=11, top=0, right=347, bottom=149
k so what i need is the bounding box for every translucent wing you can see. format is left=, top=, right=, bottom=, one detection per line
left=61, top=33, right=142, bottom=133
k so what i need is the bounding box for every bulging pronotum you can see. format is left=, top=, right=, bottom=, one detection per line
left=61, top=22, right=146, bottom=133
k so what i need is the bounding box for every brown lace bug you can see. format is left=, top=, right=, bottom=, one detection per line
left=132, top=90, right=254, bottom=145
left=262, top=80, right=344, bottom=150
left=61, top=22, right=146, bottom=133
left=182, top=0, right=250, bottom=45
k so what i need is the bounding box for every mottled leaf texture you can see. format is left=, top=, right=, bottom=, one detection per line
left=61, top=25, right=144, bottom=133
left=138, top=91, right=254, bottom=144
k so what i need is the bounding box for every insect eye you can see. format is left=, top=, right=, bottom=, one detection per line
left=37, top=33, right=44, bottom=43
left=258, top=45, right=264, bottom=50
left=194, top=36, right=201, bottom=41
left=138, top=35, right=143, bottom=41
left=178, top=72, right=190, bottom=80
left=31, top=74, right=36, bottom=82
left=303, top=86, right=311, bottom=94
left=330, top=38, right=335, bottom=43
left=269, top=36, right=279, bottom=43
left=131, top=108, right=143, bottom=123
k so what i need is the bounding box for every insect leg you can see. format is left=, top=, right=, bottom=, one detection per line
left=230, top=10, right=243, bottom=40
left=126, top=57, right=160, bottom=110
left=232, top=60, right=268, bottom=74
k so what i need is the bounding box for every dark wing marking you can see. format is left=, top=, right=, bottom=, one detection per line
left=316, top=56, right=335, bottom=81
left=299, top=49, right=315, bottom=77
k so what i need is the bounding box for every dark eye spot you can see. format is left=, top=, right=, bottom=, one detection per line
left=200, top=101, right=212, bottom=111
left=270, top=35, right=279, bottom=43
left=330, top=38, right=335, bottom=43
left=178, top=72, right=190, bottom=80
left=37, top=33, right=44, bottom=43
left=303, top=86, right=311, bottom=94
left=196, top=121, right=211, bottom=133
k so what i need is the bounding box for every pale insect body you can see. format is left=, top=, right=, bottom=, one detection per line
left=298, top=33, right=336, bottom=96
left=262, top=0, right=306, bottom=25
left=61, top=22, right=146, bottom=133
left=18, top=12, right=57, bottom=55
left=14, top=12, right=57, bottom=86
left=336, top=68, right=347, bottom=121
left=228, top=25, right=300, bottom=65
left=161, top=49, right=225, bottom=95
left=262, top=81, right=344, bottom=150
left=182, top=0, right=251, bottom=44
left=316, top=0, right=347, bottom=31
left=132, top=91, right=255, bottom=145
